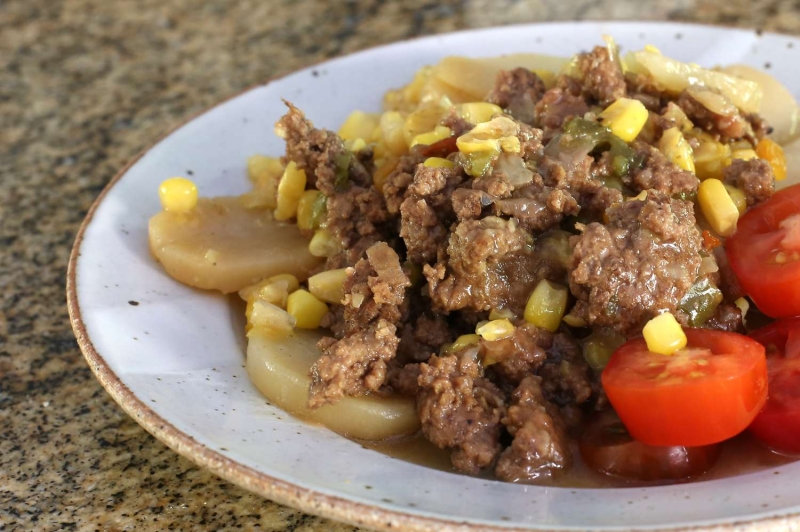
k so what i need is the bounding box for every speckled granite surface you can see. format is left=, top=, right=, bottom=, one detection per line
left=1, top=0, right=798, bottom=530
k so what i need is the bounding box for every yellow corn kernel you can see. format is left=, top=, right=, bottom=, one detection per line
left=731, top=148, right=758, bottom=161
left=373, top=158, right=398, bottom=192
left=524, top=280, right=569, bottom=333
left=266, top=273, right=300, bottom=293
left=308, top=268, right=348, bottom=304
left=296, top=190, right=325, bottom=231
left=274, top=162, right=307, bottom=221
left=659, top=127, right=695, bottom=173
left=693, top=136, right=731, bottom=180
left=247, top=155, right=284, bottom=186
left=338, top=111, right=380, bottom=141
left=456, top=102, right=503, bottom=124
left=423, top=157, right=455, bottom=169
left=410, top=125, right=451, bottom=148
left=457, top=116, right=521, bottom=154
left=463, top=151, right=498, bottom=178
left=404, top=104, right=449, bottom=146
left=643, top=312, right=687, bottom=355
left=379, top=111, right=408, bottom=156
left=286, top=289, right=329, bottom=329
left=756, top=138, right=787, bottom=181
left=248, top=300, right=296, bottom=338
left=724, top=184, right=748, bottom=215
left=308, top=229, right=342, bottom=258
left=598, top=97, right=648, bottom=142
left=698, top=178, right=740, bottom=237
left=476, top=319, right=515, bottom=341
left=735, top=297, right=750, bottom=327
left=443, top=333, right=482, bottom=355
left=158, top=177, right=198, bottom=213
left=489, top=308, right=515, bottom=321
left=562, top=313, right=587, bottom=328
left=239, top=273, right=299, bottom=308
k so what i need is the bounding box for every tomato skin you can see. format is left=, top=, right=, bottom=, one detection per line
left=726, top=185, right=800, bottom=318
left=748, top=318, right=800, bottom=454
left=579, top=410, right=722, bottom=481
left=602, top=329, right=767, bottom=447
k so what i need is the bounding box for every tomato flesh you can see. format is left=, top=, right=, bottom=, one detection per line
left=602, top=329, right=767, bottom=447
left=748, top=318, right=800, bottom=454
left=580, top=410, right=721, bottom=481
left=726, top=184, right=800, bottom=318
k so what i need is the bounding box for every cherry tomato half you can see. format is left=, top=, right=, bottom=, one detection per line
left=726, top=184, right=800, bottom=317
left=748, top=318, right=800, bottom=454
left=580, top=410, right=721, bottom=481
left=602, top=329, right=767, bottom=447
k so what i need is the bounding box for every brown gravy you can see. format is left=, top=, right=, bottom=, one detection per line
left=359, top=432, right=797, bottom=488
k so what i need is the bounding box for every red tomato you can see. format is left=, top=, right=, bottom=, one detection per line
left=602, top=329, right=767, bottom=447
left=579, top=410, right=721, bottom=481
left=726, top=185, right=800, bottom=317
left=748, top=318, right=800, bottom=454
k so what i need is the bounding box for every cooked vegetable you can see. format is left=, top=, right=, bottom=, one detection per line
left=602, top=329, right=767, bottom=446
left=658, top=127, right=695, bottom=173
left=338, top=110, right=380, bottom=141
left=274, top=162, right=307, bottom=221
left=308, top=228, right=342, bottom=258
left=422, top=157, right=455, bottom=169
left=456, top=102, right=502, bottom=124
left=547, top=118, right=640, bottom=177
left=149, top=197, right=322, bottom=293
left=698, top=178, right=739, bottom=237
left=726, top=184, right=800, bottom=317
left=246, top=330, right=420, bottom=440
left=248, top=300, right=296, bottom=338
left=598, top=97, right=648, bottom=142
left=642, top=312, right=687, bottom=355
left=679, top=277, right=723, bottom=327
left=158, top=177, right=198, bottom=213
left=296, top=190, right=326, bottom=231
left=307, top=268, right=348, bottom=304
left=476, top=319, right=515, bottom=341
left=523, top=280, right=568, bottom=333
left=411, top=125, right=452, bottom=148
left=286, top=289, right=328, bottom=329
left=580, top=410, right=721, bottom=481
left=756, top=138, right=787, bottom=182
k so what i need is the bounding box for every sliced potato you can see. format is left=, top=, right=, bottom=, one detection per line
left=720, top=65, right=800, bottom=144
left=246, top=329, right=420, bottom=440
left=433, top=54, right=569, bottom=101
left=149, top=196, right=322, bottom=293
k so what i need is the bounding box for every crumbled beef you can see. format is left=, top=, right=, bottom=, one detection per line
left=705, top=303, right=744, bottom=333
left=397, top=313, right=452, bottom=363
left=417, top=350, right=507, bottom=473
left=494, top=186, right=579, bottom=232
left=747, top=113, right=772, bottom=141
left=387, top=362, right=422, bottom=396
left=575, top=46, right=626, bottom=106
left=309, top=319, right=399, bottom=408
left=473, top=170, right=514, bottom=198
left=440, top=110, right=474, bottom=137
left=537, top=333, right=592, bottom=406
left=383, top=151, right=426, bottom=214
left=677, top=88, right=751, bottom=141
left=534, top=88, right=590, bottom=139
left=481, top=323, right=549, bottom=385
left=424, top=217, right=539, bottom=314
left=495, top=376, right=571, bottom=482
left=324, top=186, right=390, bottom=252
left=625, top=72, right=666, bottom=112
left=569, top=191, right=703, bottom=333
left=713, top=246, right=746, bottom=301
left=452, top=188, right=487, bottom=221
left=486, top=68, right=546, bottom=125
left=723, top=158, right=774, bottom=206
left=629, top=140, right=699, bottom=195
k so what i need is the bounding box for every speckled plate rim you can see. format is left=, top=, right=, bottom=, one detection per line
left=67, top=21, right=800, bottom=532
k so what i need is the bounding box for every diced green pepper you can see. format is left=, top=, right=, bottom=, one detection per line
left=679, top=277, right=723, bottom=326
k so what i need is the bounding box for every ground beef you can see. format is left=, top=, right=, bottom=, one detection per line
left=495, top=376, right=571, bottom=482
left=625, top=72, right=667, bottom=112
left=722, top=158, right=774, bottom=206
left=629, top=140, right=699, bottom=195
left=481, top=323, right=549, bottom=385
left=324, top=186, right=390, bottom=252
left=486, top=68, right=546, bottom=125
left=677, top=88, right=751, bottom=141
left=397, top=313, right=452, bottom=363
left=537, top=333, right=592, bottom=406
left=383, top=151, right=426, bottom=214
left=534, top=88, right=590, bottom=139
left=424, top=217, right=539, bottom=314
left=575, top=46, right=626, bottom=106
left=452, top=188, right=488, bottom=221
left=747, top=113, right=772, bottom=141
left=705, top=303, right=744, bottom=333
left=417, top=350, right=507, bottom=473
left=440, top=110, right=474, bottom=137
left=713, top=246, right=746, bottom=301
left=569, top=191, right=703, bottom=333
left=387, top=362, right=421, bottom=396
left=309, top=319, right=399, bottom=408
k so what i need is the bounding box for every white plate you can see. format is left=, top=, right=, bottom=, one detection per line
left=68, top=21, right=800, bottom=532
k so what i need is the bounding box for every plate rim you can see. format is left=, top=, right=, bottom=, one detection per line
left=66, top=20, right=800, bottom=532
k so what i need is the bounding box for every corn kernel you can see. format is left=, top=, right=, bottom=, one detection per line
left=248, top=300, right=296, bottom=338
left=443, top=333, right=481, bottom=354
left=489, top=308, right=515, bottom=320
left=266, top=273, right=300, bottom=293
left=239, top=274, right=298, bottom=307
left=643, top=312, right=687, bottom=355
left=247, top=155, right=283, bottom=187
left=456, top=102, right=503, bottom=124
left=457, top=116, right=520, bottom=154
left=734, top=297, right=750, bottom=327
left=286, top=289, right=329, bottom=329
left=379, top=111, right=408, bottom=156
left=724, top=184, right=748, bottom=215
left=296, top=190, right=325, bottom=230
left=659, top=127, right=695, bottom=173
left=693, top=136, right=731, bottom=180
left=698, top=178, right=740, bottom=237
left=274, top=162, right=307, bottom=221
left=404, top=105, right=449, bottom=147
left=308, top=268, right=348, bottom=304
left=533, top=69, right=557, bottom=89
left=309, top=229, right=342, bottom=257
left=598, top=97, right=649, bottom=142
left=338, top=111, right=380, bottom=141
left=476, top=319, right=515, bottom=341
left=524, top=280, right=569, bottom=332
left=756, top=138, right=787, bottom=181
left=562, top=313, right=587, bottom=328
left=732, top=148, right=758, bottom=161
left=158, top=177, right=198, bottom=213
left=410, top=125, right=451, bottom=148
left=423, top=157, right=455, bottom=169
left=373, top=158, right=398, bottom=192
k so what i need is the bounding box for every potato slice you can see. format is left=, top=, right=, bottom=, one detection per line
left=149, top=196, right=322, bottom=293
left=433, top=54, right=568, bottom=101
left=720, top=65, right=800, bottom=145
left=246, top=329, right=420, bottom=440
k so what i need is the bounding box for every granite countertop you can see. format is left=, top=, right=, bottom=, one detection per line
left=1, top=0, right=797, bottom=530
